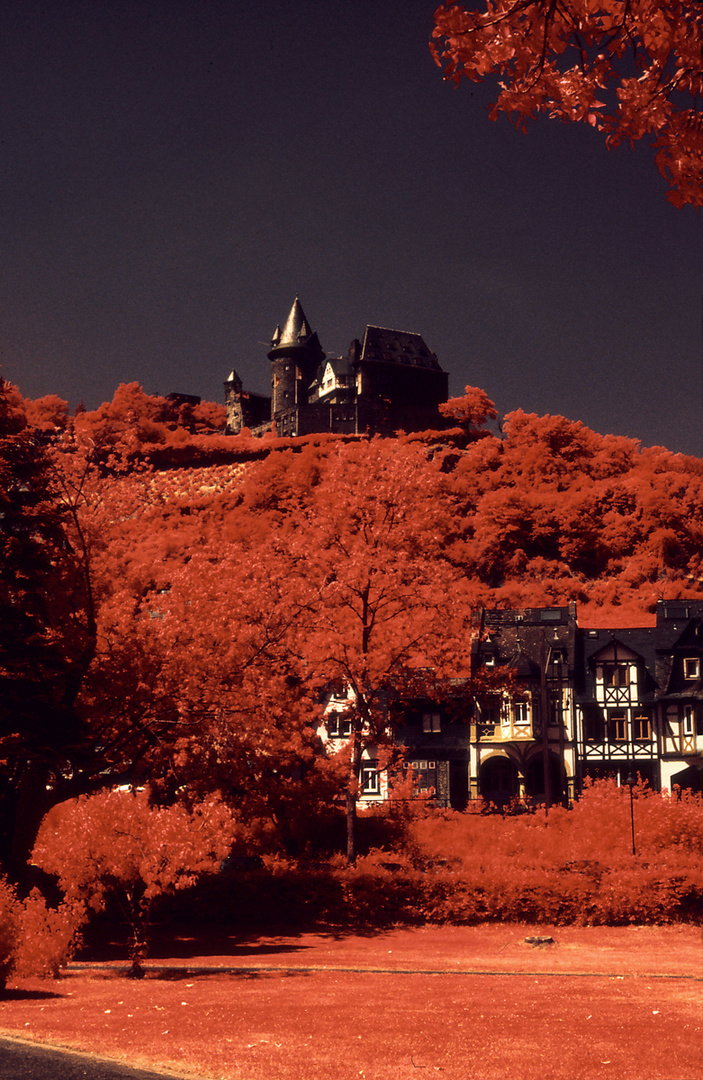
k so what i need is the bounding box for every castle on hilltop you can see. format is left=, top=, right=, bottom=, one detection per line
left=224, top=298, right=449, bottom=438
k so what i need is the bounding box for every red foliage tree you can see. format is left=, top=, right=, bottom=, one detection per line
left=8, top=363, right=703, bottom=883
left=439, top=384, right=498, bottom=436
left=0, top=876, right=79, bottom=989
left=0, top=378, right=96, bottom=884
left=33, top=789, right=237, bottom=977
left=232, top=439, right=481, bottom=862
left=432, top=0, right=703, bottom=207
left=22, top=394, right=71, bottom=433
left=67, top=383, right=226, bottom=464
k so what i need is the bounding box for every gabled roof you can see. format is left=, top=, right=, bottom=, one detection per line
left=508, top=648, right=541, bottom=680
left=309, top=355, right=355, bottom=398
left=360, top=326, right=443, bottom=370
left=580, top=625, right=691, bottom=698
left=474, top=607, right=579, bottom=681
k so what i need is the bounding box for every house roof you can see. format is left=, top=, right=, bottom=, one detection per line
left=474, top=607, right=579, bottom=681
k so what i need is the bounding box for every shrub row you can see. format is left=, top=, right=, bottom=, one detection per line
left=160, top=781, right=703, bottom=931
left=160, top=851, right=703, bottom=931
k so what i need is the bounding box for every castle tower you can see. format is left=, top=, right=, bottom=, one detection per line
left=224, top=367, right=244, bottom=434
left=268, top=297, right=325, bottom=426
left=224, top=366, right=272, bottom=435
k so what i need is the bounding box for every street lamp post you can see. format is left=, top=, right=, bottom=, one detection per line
left=625, top=772, right=636, bottom=856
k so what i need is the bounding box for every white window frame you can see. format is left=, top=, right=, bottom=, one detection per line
left=360, top=764, right=380, bottom=794
left=326, top=714, right=352, bottom=739
left=684, top=658, right=700, bottom=681
left=514, top=701, right=530, bottom=726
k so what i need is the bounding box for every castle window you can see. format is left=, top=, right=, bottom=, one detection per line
left=683, top=706, right=695, bottom=737
left=684, top=657, right=700, bottom=680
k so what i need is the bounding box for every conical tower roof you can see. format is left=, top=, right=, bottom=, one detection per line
left=268, top=297, right=325, bottom=362
left=273, top=297, right=312, bottom=348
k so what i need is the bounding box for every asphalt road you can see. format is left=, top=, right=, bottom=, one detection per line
left=0, top=1038, right=194, bottom=1080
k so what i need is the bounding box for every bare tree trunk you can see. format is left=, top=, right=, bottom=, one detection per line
left=125, top=887, right=150, bottom=979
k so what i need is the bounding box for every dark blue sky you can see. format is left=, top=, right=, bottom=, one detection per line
left=1, top=0, right=701, bottom=454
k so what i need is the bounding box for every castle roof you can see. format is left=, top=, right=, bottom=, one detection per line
left=360, top=326, right=443, bottom=370
left=271, top=297, right=314, bottom=349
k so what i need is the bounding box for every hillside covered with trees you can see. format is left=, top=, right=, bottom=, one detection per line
left=3, top=374, right=703, bottom=969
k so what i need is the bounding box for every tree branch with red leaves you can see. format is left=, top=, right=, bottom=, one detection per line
left=431, top=0, right=703, bottom=206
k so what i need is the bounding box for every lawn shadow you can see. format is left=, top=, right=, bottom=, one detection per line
left=0, top=988, right=64, bottom=1001
left=78, top=917, right=395, bottom=965
left=145, top=966, right=315, bottom=981
left=77, top=924, right=314, bottom=963
left=146, top=933, right=314, bottom=961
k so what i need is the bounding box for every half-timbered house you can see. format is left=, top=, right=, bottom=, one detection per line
left=318, top=601, right=703, bottom=809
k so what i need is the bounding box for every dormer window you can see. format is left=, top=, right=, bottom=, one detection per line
left=684, top=657, right=700, bottom=680
left=604, top=664, right=629, bottom=688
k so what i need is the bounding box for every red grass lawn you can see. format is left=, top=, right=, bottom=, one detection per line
left=1, top=924, right=703, bottom=1080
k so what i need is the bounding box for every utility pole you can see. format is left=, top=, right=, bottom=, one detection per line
left=540, top=631, right=552, bottom=816
left=556, top=652, right=565, bottom=807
